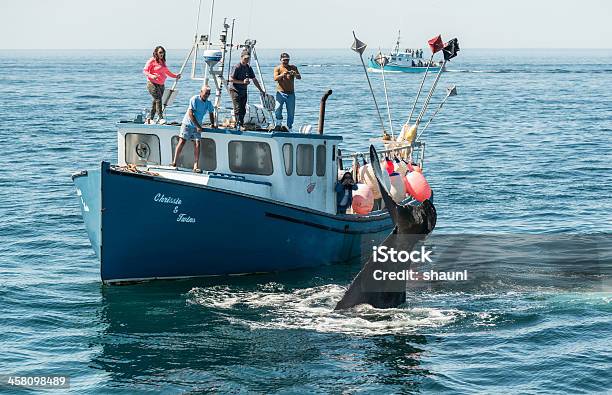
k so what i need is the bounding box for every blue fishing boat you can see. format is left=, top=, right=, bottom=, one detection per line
left=72, top=17, right=438, bottom=285
left=367, top=31, right=444, bottom=73
left=72, top=123, right=430, bottom=284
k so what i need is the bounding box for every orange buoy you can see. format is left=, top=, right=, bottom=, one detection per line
left=406, top=162, right=422, bottom=173
left=405, top=171, right=432, bottom=202
left=352, top=183, right=374, bottom=214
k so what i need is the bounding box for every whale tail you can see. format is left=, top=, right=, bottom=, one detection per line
left=334, top=145, right=437, bottom=310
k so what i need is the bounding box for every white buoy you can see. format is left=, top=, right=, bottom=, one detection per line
left=359, top=164, right=381, bottom=199
left=389, top=173, right=406, bottom=202
left=394, top=160, right=408, bottom=176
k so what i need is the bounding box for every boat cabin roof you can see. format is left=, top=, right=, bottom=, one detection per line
left=117, top=121, right=343, bottom=141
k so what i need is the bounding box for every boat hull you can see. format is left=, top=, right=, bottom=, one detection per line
left=73, top=163, right=395, bottom=284
left=367, top=58, right=443, bottom=73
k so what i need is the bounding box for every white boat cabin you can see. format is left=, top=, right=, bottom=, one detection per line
left=117, top=122, right=342, bottom=214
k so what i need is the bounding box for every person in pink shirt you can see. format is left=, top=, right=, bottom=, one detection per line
left=143, top=46, right=181, bottom=124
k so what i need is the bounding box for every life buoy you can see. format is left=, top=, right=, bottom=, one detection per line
left=405, top=171, right=431, bottom=202
left=394, top=160, right=408, bottom=176
left=389, top=172, right=406, bottom=202
left=352, top=183, right=374, bottom=214
left=360, top=164, right=381, bottom=199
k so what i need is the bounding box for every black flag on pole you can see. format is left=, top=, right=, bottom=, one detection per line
left=442, top=38, right=460, bottom=61
left=351, top=32, right=367, bottom=55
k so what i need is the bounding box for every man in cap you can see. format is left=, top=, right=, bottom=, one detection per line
left=228, top=50, right=265, bottom=129
left=273, top=52, right=301, bottom=130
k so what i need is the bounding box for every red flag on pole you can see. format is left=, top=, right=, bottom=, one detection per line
left=428, top=35, right=444, bottom=53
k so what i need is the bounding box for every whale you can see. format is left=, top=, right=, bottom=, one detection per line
left=334, top=145, right=437, bottom=310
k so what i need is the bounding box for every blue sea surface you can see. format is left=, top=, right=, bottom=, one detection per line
left=0, top=48, right=611, bottom=393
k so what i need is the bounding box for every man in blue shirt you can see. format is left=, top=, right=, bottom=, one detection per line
left=229, top=50, right=265, bottom=130
left=171, top=87, right=217, bottom=172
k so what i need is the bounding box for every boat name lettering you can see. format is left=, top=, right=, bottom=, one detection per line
left=154, top=193, right=182, bottom=205
left=177, top=214, right=196, bottom=223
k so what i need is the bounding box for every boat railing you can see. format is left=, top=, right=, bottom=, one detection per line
left=339, top=141, right=425, bottom=179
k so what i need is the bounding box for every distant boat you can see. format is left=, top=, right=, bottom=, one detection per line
left=367, top=31, right=445, bottom=73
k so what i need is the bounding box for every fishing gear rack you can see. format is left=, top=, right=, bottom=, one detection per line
left=339, top=142, right=426, bottom=182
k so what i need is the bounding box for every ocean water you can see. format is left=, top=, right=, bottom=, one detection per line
left=0, top=48, right=611, bottom=393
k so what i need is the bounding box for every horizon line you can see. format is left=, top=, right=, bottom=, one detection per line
left=2, top=47, right=612, bottom=51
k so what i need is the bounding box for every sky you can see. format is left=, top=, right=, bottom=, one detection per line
left=1, top=0, right=611, bottom=50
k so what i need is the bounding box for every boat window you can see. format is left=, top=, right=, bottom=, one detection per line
left=228, top=141, right=273, bottom=176
left=316, top=145, right=326, bottom=176
left=296, top=144, right=314, bottom=176
left=283, top=143, right=293, bottom=176
left=125, top=133, right=161, bottom=165
left=171, top=136, right=216, bottom=171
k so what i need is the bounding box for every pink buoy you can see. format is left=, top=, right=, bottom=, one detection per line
left=405, top=171, right=432, bottom=202
left=352, top=183, right=374, bottom=214
left=402, top=175, right=410, bottom=197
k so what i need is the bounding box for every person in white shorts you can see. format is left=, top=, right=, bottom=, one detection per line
left=171, top=87, right=217, bottom=172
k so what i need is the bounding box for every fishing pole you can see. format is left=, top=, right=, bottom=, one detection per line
left=203, top=0, right=216, bottom=87
left=416, top=38, right=459, bottom=126
left=415, top=60, right=446, bottom=125
left=161, top=0, right=203, bottom=115
left=352, top=31, right=388, bottom=138
left=226, top=18, right=235, bottom=83
left=407, top=54, right=434, bottom=125
left=377, top=51, right=394, bottom=138
left=407, top=34, right=444, bottom=125
left=416, top=85, right=457, bottom=141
